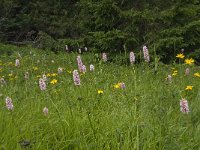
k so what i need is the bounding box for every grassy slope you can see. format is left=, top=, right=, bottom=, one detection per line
left=0, top=43, right=200, bottom=149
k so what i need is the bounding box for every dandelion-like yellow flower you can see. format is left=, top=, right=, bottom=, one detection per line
left=47, top=73, right=51, bottom=77
left=172, top=70, right=178, bottom=76
left=67, top=70, right=72, bottom=74
left=176, top=53, right=185, bottom=59
left=50, top=79, right=58, bottom=84
left=98, top=90, right=103, bottom=94
left=185, top=58, right=194, bottom=65
left=185, top=85, right=193, bottom=91
left=51, top=73, right=57, bottom=77
left=33, top=67, right=38, bottom=71
left=114, top=84, right=120, bottom=89
left=194, top=72, right=200, bottom=77
left=8, top=74, right=13, bottom=77
left=114, top=83, right=122, bottom=89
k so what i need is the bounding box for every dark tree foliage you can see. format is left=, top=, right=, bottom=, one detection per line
left=0, top=0, right=200, bottom=63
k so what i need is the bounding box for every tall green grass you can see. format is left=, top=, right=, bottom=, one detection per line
left=0, top=44, right=200, bottom=149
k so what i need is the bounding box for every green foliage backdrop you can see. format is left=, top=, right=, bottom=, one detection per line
left=0, top=0, right=200, bottom=63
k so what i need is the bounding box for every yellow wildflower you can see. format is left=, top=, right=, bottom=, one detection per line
left=37, top=75, right=41, bottom=78
left=67, top=70, right=72, bottom=74
left=194, top=72, right=200, bottom=77
left=47, top=73, right=51, bottom=77
left=176, top=53, right=185, bottom=59
left=8, top=74, right=13, bottom=77
left=185, top=58, right=194, bottom=65
left=185, top=85, right=193, bottom=91
left=50, top=79, right=58, bottom=84
left=33, top=67, right=38, bottom=71
left=114, top=83, right=121, bottom=89
left=114, top=84, right=120, bottom=89
left=51, top=73, right=57, bottom=77
left=98, top=90, right=103, bottom=94
left=172, top=70, right=178, bottom=76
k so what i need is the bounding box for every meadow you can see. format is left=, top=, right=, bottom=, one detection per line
left=0, top=43, right=200, bottom=150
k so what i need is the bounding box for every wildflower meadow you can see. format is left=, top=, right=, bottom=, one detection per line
left=0, top=44, right=200, bottom=149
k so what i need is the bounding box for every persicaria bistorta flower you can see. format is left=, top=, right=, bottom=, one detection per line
left=130, top=52, right=135, bottom=65
left=0, top=78, right=6, bottom=84
left=78, top=48, right=82, bottom=54
left=90, top=64, right=94, bottom=71
left=120, top=82, right=126, bottom=89
left=43, top=107, right=49, bottom=116
left=77, top=55, right=83, bottom=72
left=24, top=72, right=29, bottom=79
left=143, top=45, right=150, bottom=62
left=166, top=75, right=172, bottom=82
left=39, top=78, right=46, bottom=90
left=65, top=45, right=69, bottom=52
left=185, top=68, right=190, bottom=75
left=73, top=70, right=81, bottom=85
left=180, top=98, right=189, bottom=114
left=42, top=74, right=47, bottom=81
left=102, top=53, right=107, bottom=62
left=82, top=65, right=86, bottom=73
left=5, top=97, right=14, bottom=111
left=58, top=67, right=63, bottom=74
left=15, top=59, right=20, bottom=67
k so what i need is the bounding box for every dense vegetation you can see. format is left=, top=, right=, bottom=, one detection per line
left=0, top=43, right=200, bottom=149
left=1, top=0, right=200, bottom=63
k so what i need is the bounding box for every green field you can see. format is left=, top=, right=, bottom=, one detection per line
left=0, top=44, right=200, bottom=149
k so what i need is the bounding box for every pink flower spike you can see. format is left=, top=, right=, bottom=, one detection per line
left=180, top=99, right=189, bottom=114
left=90, top=64, right=94, bottom=71
left=15, top=59, right=20, bottom=67
left=39, top=78, right=46, bottom=90
left=77, top=55, right=83, bottom=72
left=185, top=68, right=190, bottom=75
left=43, top=107, right=49, bottom=116
left=143, top=45, right=150, bottom=62
left=5, top=97, right=14, bottom=111
left=102, top=53, right=107, bottom=62
left=73, top=70, right=81, bottom=85
left=130, top=51, right=135, bottom=65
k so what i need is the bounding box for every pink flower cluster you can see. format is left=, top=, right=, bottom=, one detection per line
left=180, top=99, right=189, bottom=114
left=143, top=46, right=150, bottom=62
left=77, top=56, right=83, bottom=72
left=15, top=59, right=20, bottom=67
left=130, top=52, right=135, bottom=64
left=39, top=78, right=46, bottom=90
left=90, top=64, right=94, bottom=71
left=102, top=53, right=107, bottom=62
left=58, top=67, right=63, bottom=74
left=43, top=107, right=49, bottom=116
left=73, top=70, right=81, bottom=85
left=6, top=97, right=14, bottom=111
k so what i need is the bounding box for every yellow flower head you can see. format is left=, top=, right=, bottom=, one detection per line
left=194, top=72, right=200, bottom=77
left=33, top=67, right=38, bottom=71
left=67, top=70, right=72, bottom=74
left=176, top=53, right=185, bottom=59
left=114, top=83, right=120, bottom=89
left=172, top=70, right=178, bottom=76
left=8, top=74, right=13, bottom=77
left=51, top=73, right=58, bottom=77
left=47, top=73, right=51, bottom=77
left=185, top=85, right=193, bottom=91
left=98, top=90, right=103, bottom=94
left=185, top=58, right=194, bottom=65
left=50, top=79, right=58, bottom=84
